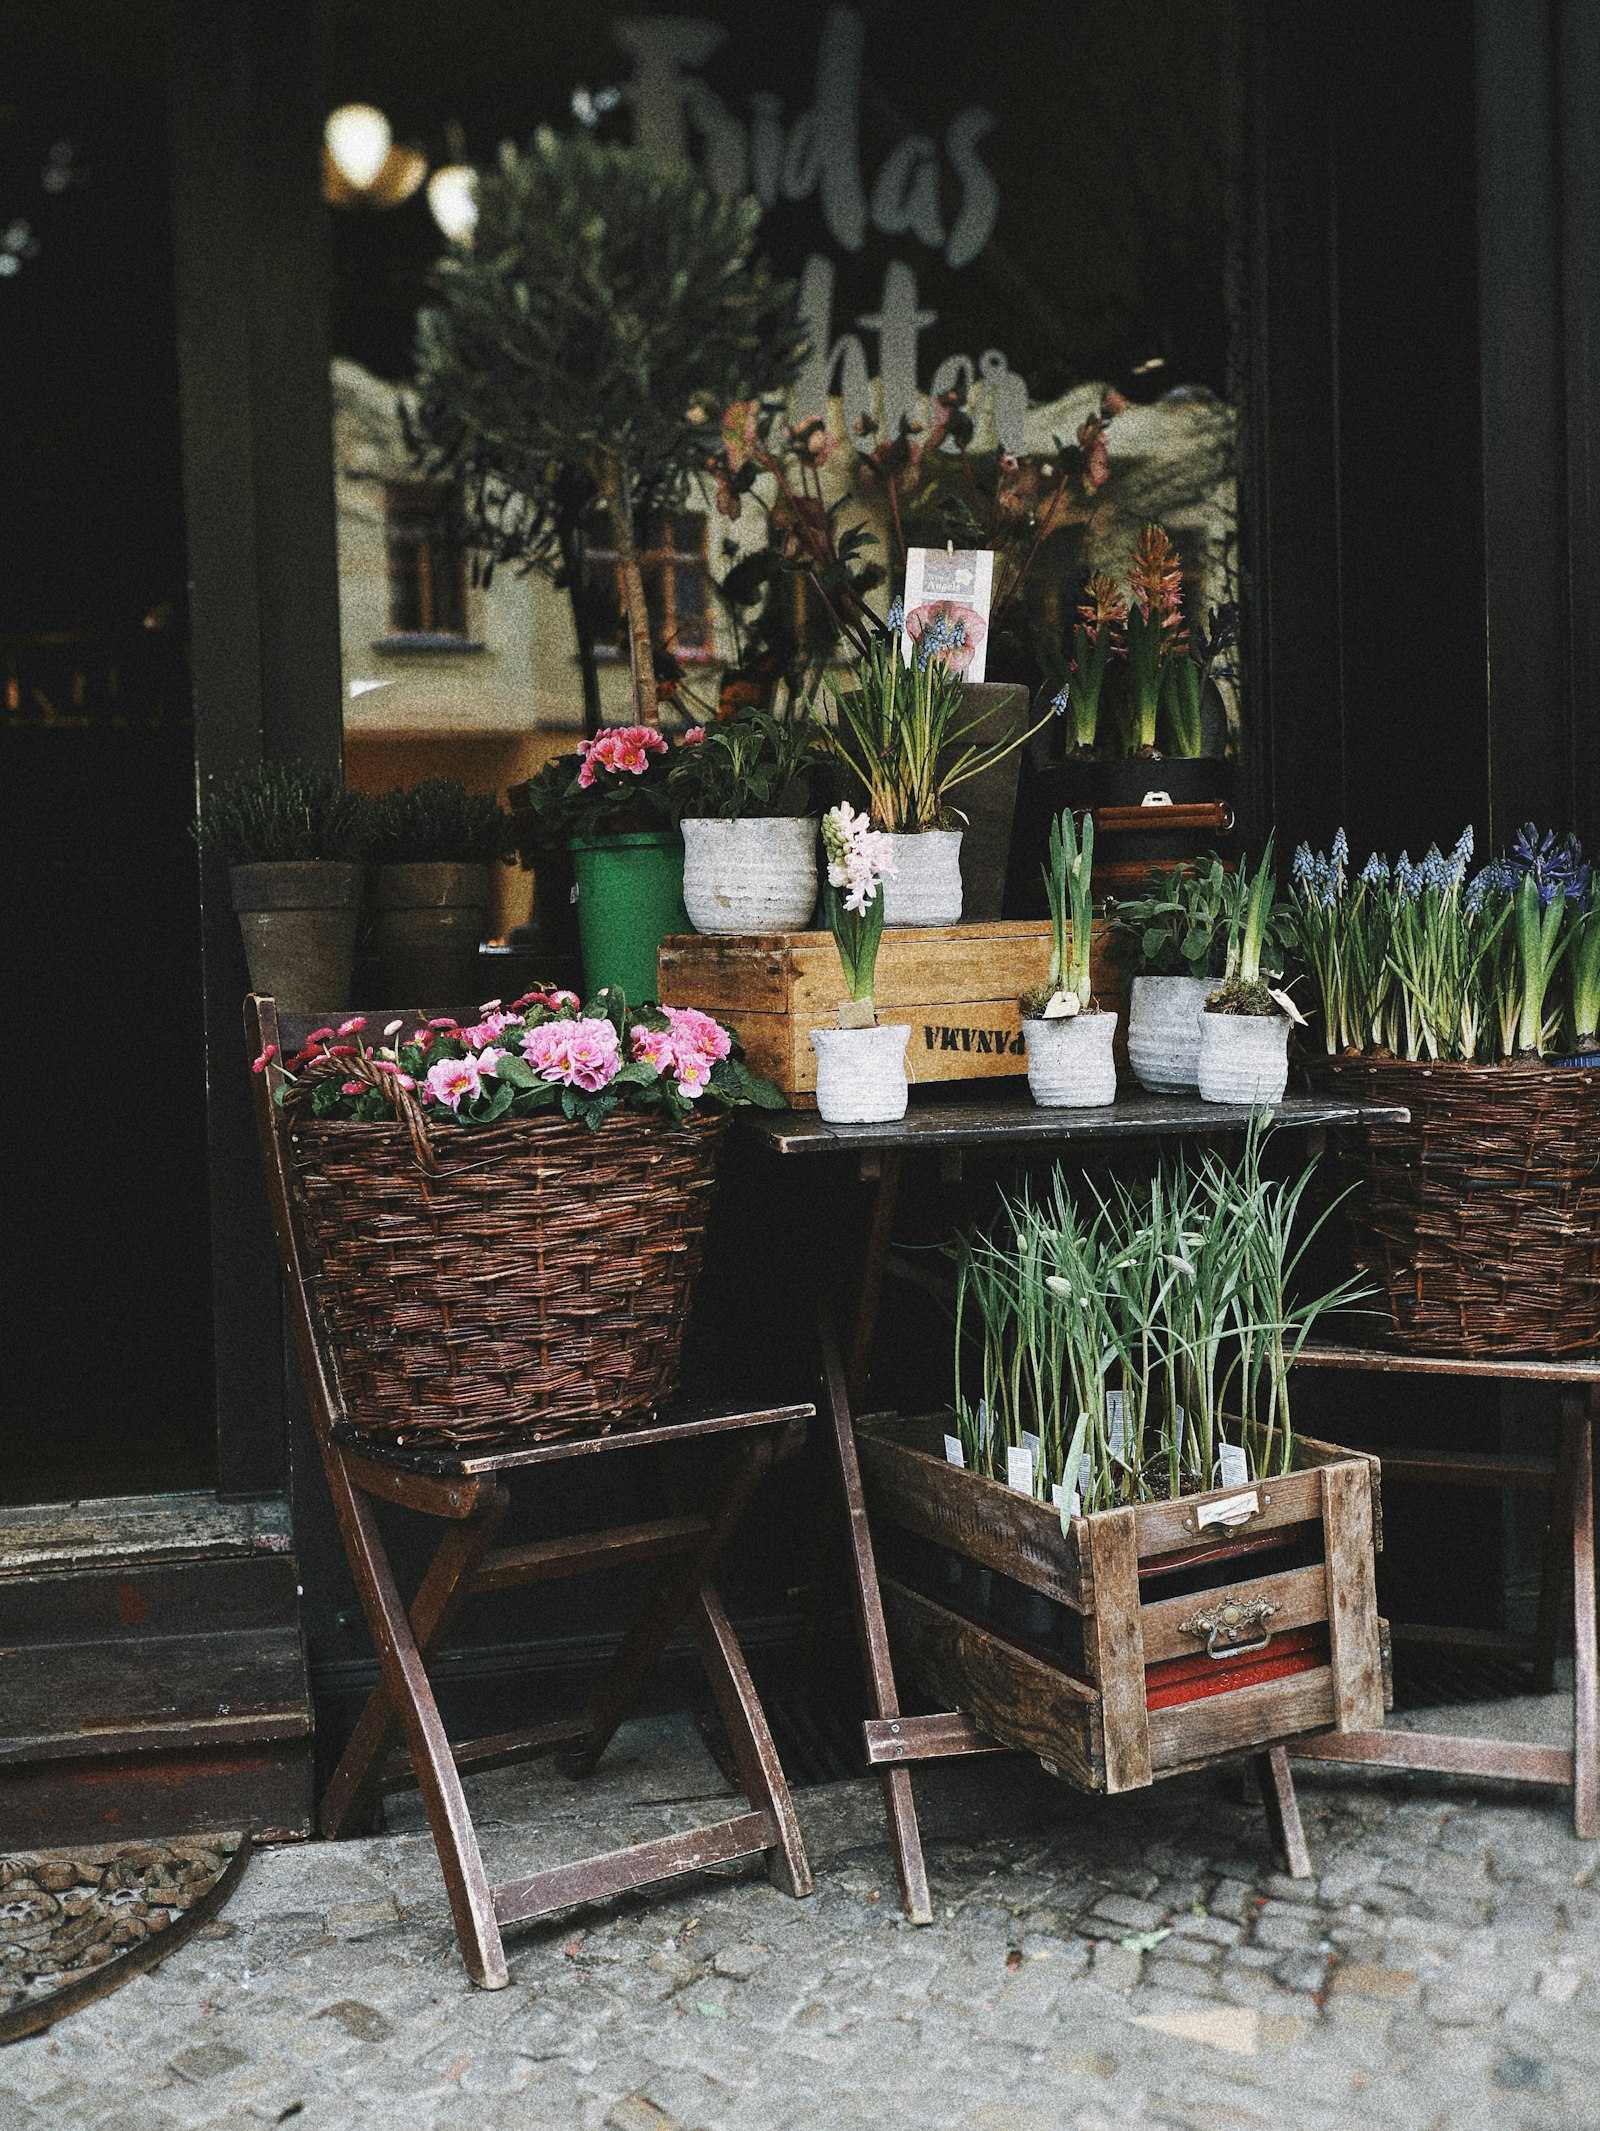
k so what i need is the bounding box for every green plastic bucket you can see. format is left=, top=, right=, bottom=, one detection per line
left=571, top=830, right=689, bottom=1006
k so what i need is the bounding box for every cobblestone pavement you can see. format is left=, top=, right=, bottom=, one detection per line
left=2, top=1709, right=1596, bottom=2131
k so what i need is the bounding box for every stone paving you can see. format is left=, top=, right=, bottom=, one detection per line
left=2, top=1709, right=1597, bottom=2131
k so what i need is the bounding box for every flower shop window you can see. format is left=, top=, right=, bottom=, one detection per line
left=584, top=510, right=714, bottom=665
left=378, top=481, right=477, bottom=650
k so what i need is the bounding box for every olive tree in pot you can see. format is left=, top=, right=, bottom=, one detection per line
left=1197, top=843, right=1303, bottom=1105
left=367, top=780, right=515, bottom=1010
left=668, top=707, right=828, bottom=933
left=1109, top=857, right=1234, bottom=1093
left=197, top=765, right=370, bottom=1014
left=407, top=128, right=806, bottom=736
left=1019, top=810, right=1117, bottom=1107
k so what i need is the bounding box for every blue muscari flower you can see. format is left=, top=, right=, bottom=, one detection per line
left=1394, top=851, right=1422, bottom=899
left=886, top=598, right=906, bottom=634
left=951, top=619, right=967, bottom=647
left=1291, top=843, right=1313, bottom=884
left=1452, top=825, right=1474, bottom=867
left=1050, top=690, right=1069, bottom=716
left=1360, top=852, right=1388, bottom=887
left=1332, top=827, right=1349, bottom=867
left=1419, top=844, right=1452, bottom=893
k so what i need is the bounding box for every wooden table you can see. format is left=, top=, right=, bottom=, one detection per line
left=741, top=1084, right=1413, bottom=1919
left=1288, top=1342, right=1599, bottom=1837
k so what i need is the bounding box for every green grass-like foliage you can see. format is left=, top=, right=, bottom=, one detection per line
left=367, top=780, right=514, bottom=867
left=196, top=764, right=371, bottom=865
left=950, top=1128, right=1367, bottom=1514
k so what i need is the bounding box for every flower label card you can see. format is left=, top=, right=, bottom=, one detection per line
left=901, top=546, right=995, bottom=682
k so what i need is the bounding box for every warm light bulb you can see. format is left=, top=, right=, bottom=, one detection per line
left=427, top=164, right=478, bottom=243
left=324, top=103, right=392, bottom=191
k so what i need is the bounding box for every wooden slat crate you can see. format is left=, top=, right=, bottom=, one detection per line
left=659, top=919, right=1121, bottom=1107
left=856, top=1411, right=1387, bottom=1794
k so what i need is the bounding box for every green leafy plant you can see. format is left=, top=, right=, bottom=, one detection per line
left=1161, top=602, right=1238, bottom=759
left=195, top=764, right=371, bottom=865
left=1110, top=858, right=1233, bottom=979
left=667, top=707, right=827, bottom=821
left=367, top=779, right=515, bottom=867
left=1022, top=810, right=1096, bottom=1016
left=1570, top=905, right=1600, bottom=1052
left=1208, top=842, right=1290, bottom=1017
left=408, top=129, right=806, bottom=730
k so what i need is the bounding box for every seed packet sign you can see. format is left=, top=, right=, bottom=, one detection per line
left=901, top=547, right=995, bottom=682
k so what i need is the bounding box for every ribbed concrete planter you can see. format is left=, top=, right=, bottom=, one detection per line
left=231, top=861, right=363, bottom=1015
left=809, top=1022, right=911, bottom=1123
left=1197, top=1011, right=1291, bottom=1105
left=1022, top=1010, right=1118, bottom=1107
left=370, top=862, right=490, bottom=1011
left=1127, top=975, right=1211, bottom=1093
left=680, top=816, right=819, bottom=934
left=881, top=830, right=963, bottom=927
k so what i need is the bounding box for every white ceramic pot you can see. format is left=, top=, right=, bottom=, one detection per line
left=1022, top=1010, right=1118, bottom=1107
left=680, top=815, right=819, bottom=934
left=880, top=829, right=963, bottom=927
left=809, top=1022, right=911, bottom=1123
left=1127, top=975, right=1211, bottom=1094
left=1197, top=1010, right=1291, bottom=1104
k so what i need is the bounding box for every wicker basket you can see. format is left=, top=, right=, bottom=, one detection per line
left=286, top=1109, right=728, bottom=1449
left=1307, top=1057, right=1600, bottom=1355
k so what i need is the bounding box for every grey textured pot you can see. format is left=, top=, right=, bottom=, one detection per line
left=1022, top=1010, right=1118, bottom=1107
left=1127, top=975, right=1211, bottom=1093
left=880, top=829, right=963, bottom=927
left=230, top=861, right=363, bottom=1015
left=681, top=816, right=818, bottom=934
left=1197, top=1011, right=1290, bottom=1105
left=809, top=1022, right=911, bottom=1122
left=370, top=862, right=491, bottom=1011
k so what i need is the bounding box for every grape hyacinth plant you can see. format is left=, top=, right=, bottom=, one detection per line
left=820, top=803, right=896, bottom=1025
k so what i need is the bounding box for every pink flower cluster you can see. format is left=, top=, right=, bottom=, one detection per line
left=519, top=1015, right=621, bottom=1093
left=576, top=725, right=669, bottom=789
left=631, top=1004, right=731, bottom=1100
left=423, top=1050, right=500, bottom=1111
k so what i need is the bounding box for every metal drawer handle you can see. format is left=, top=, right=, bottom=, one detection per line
left=1178, top=1594, right=1281, bottom=1660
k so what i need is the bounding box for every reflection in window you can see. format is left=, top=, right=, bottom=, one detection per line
left=583, top=511, right=713, bottom=664
left=383, top=482, right=468, bottom=639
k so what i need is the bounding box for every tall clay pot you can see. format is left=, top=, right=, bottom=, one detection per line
left=231, top=861, right=363, bottom=1015
left=369, top=862, right=491, bottom=1013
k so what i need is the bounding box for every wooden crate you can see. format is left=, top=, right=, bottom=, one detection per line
left=855, top=1411, right=1387, bottom=1794
left=659, top=919, right=1121, bottom=1107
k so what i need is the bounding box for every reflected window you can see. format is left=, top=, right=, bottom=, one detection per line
left=584, top=510, right=713, bottom=665
left=383, top=481, right=468, bottom=641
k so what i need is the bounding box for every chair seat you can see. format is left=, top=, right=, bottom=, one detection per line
left=330, top=1400, right=814, bottom=1477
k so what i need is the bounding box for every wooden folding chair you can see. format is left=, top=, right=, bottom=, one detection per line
left=245, top=997, right=813, bottom=1988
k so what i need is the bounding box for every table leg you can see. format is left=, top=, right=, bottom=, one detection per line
left=847, top=1150, right=903, bottom=1410
left=820, top=1299, right=934, bottom=1924
left=1571, top=1396, right=1597, bottom=1840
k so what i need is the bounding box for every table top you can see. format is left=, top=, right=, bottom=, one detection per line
left=1295, top=1339, right=1600, bottom=1384
left=738, top=1086, right=1411, bottom=1157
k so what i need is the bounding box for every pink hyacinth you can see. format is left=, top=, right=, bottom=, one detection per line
left=576, top=724, right=669, bottom=789
left=520, top=1015, right=621, bottom=1092
left=424, top=1055, right=487, bottom=1111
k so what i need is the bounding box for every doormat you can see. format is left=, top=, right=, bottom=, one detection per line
left=0, top=1831, right=250, bottom=2044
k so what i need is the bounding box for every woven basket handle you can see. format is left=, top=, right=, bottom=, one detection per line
left=278, top=1049, right=438, bottom=1173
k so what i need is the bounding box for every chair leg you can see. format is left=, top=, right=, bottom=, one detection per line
left=1571, top=1399, right=1597, bottom=1841
left=691, top=1582, right=813, bottom=1898
left=563, top=1433, right=778, bottom=1777
left=328, top=1461, right=510, bottom=1989
left=322, top=1477, right=511, bottom=1841
left=1256, top=1746, right=1312, bottom=1878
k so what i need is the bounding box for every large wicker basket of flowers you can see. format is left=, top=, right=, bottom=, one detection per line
left=1291, top=828, right=1600, bottom=1356
left=256, top=991, right=782, bottom=1450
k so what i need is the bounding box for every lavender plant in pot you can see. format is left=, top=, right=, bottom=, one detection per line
left=1110, top=858, right=1232, bottom=1093
left=1197, top=842, right=1301, bottom=1104
left=808, top=803, right=907, bottom=1122
left=668, top=706, right=826, bottom=934
left=1019, top=810, right=1117, bottom=1107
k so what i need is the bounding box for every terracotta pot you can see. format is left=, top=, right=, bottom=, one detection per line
left=808, top=1022, right=911, bottom=1123
left=231, top=861, right=363, bottom=1015
left=1022, top=1010, right=1118, bottom=1107
left=881, top=830, right=963, bottom=927
left=369, top=862, right=490, bottom=1012
left=680, top=815, right=818, bottom=934
left=1197, top=1011, right=1290, bottom=1104
left=1127, top=975, right=1211, bottom=1093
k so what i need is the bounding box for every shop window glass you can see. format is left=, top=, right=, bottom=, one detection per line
left=583, top=511, right=714, bottom=665
left=384, top=482, right=468, bottom=640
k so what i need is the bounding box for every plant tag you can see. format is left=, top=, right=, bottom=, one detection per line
left=835, top=996, right=876, bottom=1029
left=1051, top=1483, right=1082, bottom=1518
left=1197, top=1489, right=1260, bottom=1531
left=1079, top=1452, right=1093, bottom=1497
left=1218, top=1442, right=1249, bottom=1488
left=977, top=1399, right=992, bottom=1448
left=943, top=1434, right=965, bottom=1469
left=1106, top=1392, right=1128, bottom=1459
left=1021, top=1429, right=1042, bottom=1469
left=1268, top=986, right=1308, bottom=1026
left=1006, top=1445, right=1035, bottom=1494
left=1042, top=989, right=1079, bottom=1020
left=901, top=545, right=995, bottom=681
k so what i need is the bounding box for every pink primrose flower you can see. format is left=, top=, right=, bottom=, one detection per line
left=458, top=1009, right=513, bottom=1047
left=630, top=1025, right=673, bottom=1073
left=520, top=1015, right=620, bottom=1092
left=577, top=725, right=669, bottom=788
left=661, top=1005, right=731, bottom=1062
left=423, top=1055, right=486, bottom=1111
left=674, top=1054, right=711, bottom=1099
left=682, top=726, right=707, bottom=745
left=337, top=1016, right=367, bottom=1035
left=251, top=1043, right=277, bottom=1074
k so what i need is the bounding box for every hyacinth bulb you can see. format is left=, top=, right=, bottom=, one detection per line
left=324, top=104, right=393, bottom=191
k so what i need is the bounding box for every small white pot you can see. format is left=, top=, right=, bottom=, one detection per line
left=809, top=1022, right=911, bottom=1123
left=880, top=829, right=963, bottom=927
left=1127, top=975, right=1211, bottom=1093
left=1197, top=1010, right=1291, bottom=1104
left=1023, top=1010, right=1118, bottom=1107
left=681, top=815, right=819, bottom=934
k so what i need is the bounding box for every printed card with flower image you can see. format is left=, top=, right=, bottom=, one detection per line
left=900, top=547, right=995, bottom=682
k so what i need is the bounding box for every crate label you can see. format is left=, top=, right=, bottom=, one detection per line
left=1006, top=1445, right=1035, bottom=1495
left=943, top=1433, right=966, bottom=1469
left=1197, top=1489, right=1260, bottom=1531
left=1218, top=1442, right=1250, bottom=1488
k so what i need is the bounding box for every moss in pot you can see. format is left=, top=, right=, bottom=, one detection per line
left=1197, top=842, right=1303, bottom=1105
left=1020, top=809, right=1117, bottom=1108
left=197, top=764, right=371, bottom=1015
